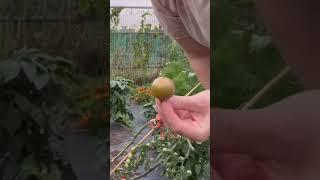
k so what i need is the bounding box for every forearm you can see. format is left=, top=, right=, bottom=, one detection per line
left=187, top=52, right=210, bottom=90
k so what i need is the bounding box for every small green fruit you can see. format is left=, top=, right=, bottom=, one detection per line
left=151, top=77, right=175, bottom=100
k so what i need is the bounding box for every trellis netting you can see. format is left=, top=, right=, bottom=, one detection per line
left=110, top=6, right=175, bottom=82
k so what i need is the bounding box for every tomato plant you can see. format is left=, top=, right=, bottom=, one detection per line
left=110, top=77, right=135, bottom=127
left=0, top=48, right=77, bottom=179
left=112, top=76, right=209, bottom=179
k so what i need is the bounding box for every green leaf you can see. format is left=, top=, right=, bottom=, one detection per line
left=15, top=48, right=40, bottom=60
left=200, top=162, right=210, bottom=179
left=33, top=72, right=50, bottom=90
left=110, top=81, right=116, bottom=88
left=0, top=60, right=20, bottom=82
left=55, top=56, right=74, bottom=66
left=249, top=34, right=272, bottom=53
left=31, top=107, right=46, bottom=128
left=20, top=61, right=37, bottom=82
left=3, top=106, right=21, bottom=135
left=195, top=165, right=202, bottom=175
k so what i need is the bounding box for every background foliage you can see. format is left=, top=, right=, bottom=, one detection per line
left=0, top=48, right=77, bottom=180
left=213, top=0, right=303, bottom=108
left=110, top=77, right=135, bottom=127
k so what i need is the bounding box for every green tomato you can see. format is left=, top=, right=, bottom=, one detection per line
left=146, top=143, right=151, bottom=147
left=178, top=156, right=184, bottom=161
left=126, top=159, right=131, bottom=164
left=150, top=77, right=175, bottom=100
left=186, top=170, right=192, bottom=176
left=163, top=148, right=168, bottom=152
left=173, top=152, right=178, bottom=156
left=124, top=163, right=129, bottom=169
left=130, top=147, right=137, bottom=154
left=129, top=152, right=134, bottom=159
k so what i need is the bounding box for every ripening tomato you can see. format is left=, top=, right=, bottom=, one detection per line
left=151, top=77, right=175, bottom=100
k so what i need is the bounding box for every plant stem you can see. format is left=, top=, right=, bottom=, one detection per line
left=240, top=66, right=291, bottom=110
left=185, top=139, right=194, bottom=159
left=110, top=82, right=201, bottom=176
left=110, top=129, right=155, bottom=175
left=185, top=82, right=201, bottom=96
left=111, top=122, right=150, bottom=163
left=132, top=162, right=161, bottom=180
left=132, top=156, right=170, bottom=180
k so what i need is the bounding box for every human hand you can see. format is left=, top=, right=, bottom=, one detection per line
left=156, top=90, right=210, bottom=142
left=213, top=90, right=320, bottom=180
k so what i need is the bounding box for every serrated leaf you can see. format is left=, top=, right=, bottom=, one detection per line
left=33, top=72, right=50, bottom=90
left=55, top=56, right=74, bottom=66
left=20, top=61, right=37, bottom=82
left=0, top=60, right=20, bottom=82
left=202, top=163, right=210, bottom=179
left=16, top=48, right=40, bottom=60
left=110, top=81, right=116, bottom=88
left=31, top=107, right=46, bottom=127
left=195, top=165, right=202, bottom=175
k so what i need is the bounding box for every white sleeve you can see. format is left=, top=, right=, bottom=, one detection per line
left=151, top=0, right=190, bottom=40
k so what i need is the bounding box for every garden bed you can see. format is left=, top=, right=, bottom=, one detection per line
left=110, top=102, right=168, bottom=180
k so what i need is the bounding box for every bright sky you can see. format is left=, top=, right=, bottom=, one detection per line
left=110, top=0, right=159, bottom=30
left=110, top=0, right=152, bottom=8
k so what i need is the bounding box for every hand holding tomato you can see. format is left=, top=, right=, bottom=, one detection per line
left=156, top=90, right=210, bottom=142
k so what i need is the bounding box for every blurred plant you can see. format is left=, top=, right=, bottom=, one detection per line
left=142, top=102, right=156, bottom=120
left=112, top=81, right=209, bottom=180
left=74, top=82, right=109, bottom=133
left=0, top=48, right=77, bottom=179
left=133, top=12, right=163, bottom=68
left=110, top=77, right=135, bottom=127
left=110, top=8, right=124, bottom=31
left=132, top=85, right=153, bottom=105
left=213, top=0, right=303, bottom=108
left=160, top=61, right=204, bottom=96
left=166, top=41, right=187, bottom=63
left=78, top=0, right=106, bottom=20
